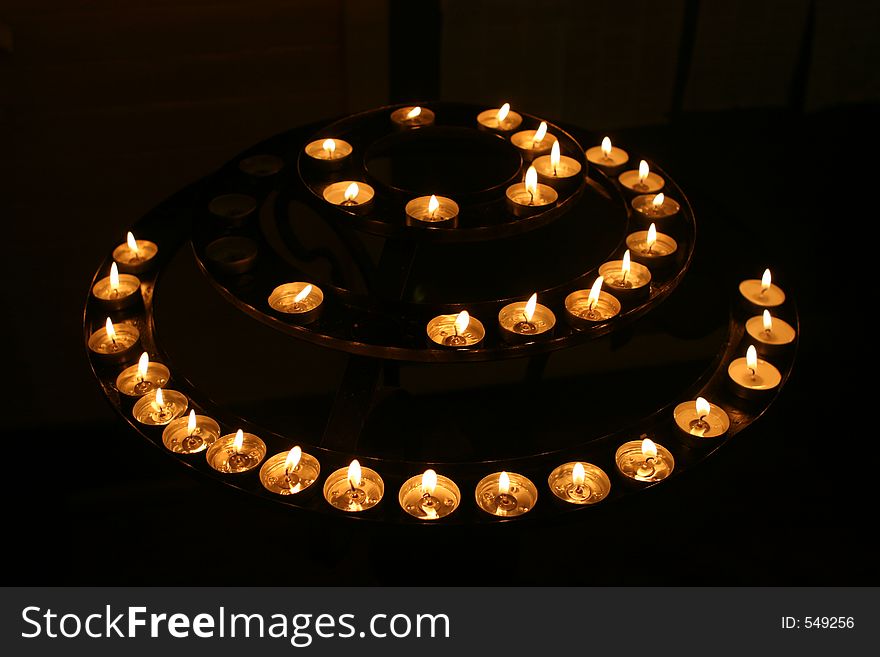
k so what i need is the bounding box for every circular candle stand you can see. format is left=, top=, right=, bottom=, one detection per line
left=83, top=102, right=798, bottom=525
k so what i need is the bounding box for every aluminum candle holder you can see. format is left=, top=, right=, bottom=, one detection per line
left=548, top=462, right=611, bottom=505
left=259, top=447, right=321, bottom=496
left=206, top=430, right=267, bottom=474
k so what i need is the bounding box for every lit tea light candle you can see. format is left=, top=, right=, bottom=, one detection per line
left=322, top=181, right=375, bottom=213
left=626, top=223, right=678, bottom=268
left=533, top=141, right=583, bottom=190
left=615, top=436, right=674, bottom=484
left=88, top=317, right=141, bottom=363
left=585, top=136, right=629, bottom=175
left=303, top=137, right=353, bottom=170
left=548, top=461, right=611, bottom=505
left=564, top=276, right=621, bottom=328
left=746, top=310, right=796, bottom=353
left=498, top=292, right=556, bottom=343
left=132, top=386, right=188, bottom=426
left=505, top=165, right=558, bottom=217
left=511, top=121, right=557, bottom=160
left=619, top=159, right=665, bottom=195
left=399, top=469, right=461, bottom=520
left=405, top=194, right=460, bottom=228
left=115, top=351, right=170, bottom=396
left=727, top=345, right=782, bottom=399
left=476, top=102, right=523, bottom=132
left=92, top=262, right=141, bottom=311
left=598, top=250, right=652, bottom=300
left=673, top=396, right=730, bottom=443
left=208, top=194, right=257, bottom=223
left=390, top=105, right=435, bottom=128
left=206, top=428, right=267, bottom=474
left=112, top=231, right=158, bottom=274
left=205, top=236, right=258, bottom=275
left=739, top=268, right=785, bottom=308
left=631, top=192, right=681, bottom=224
left=259, top=445, right=321, bottom=496
left=268, top=282, right=324, bottom=323
left=476, top=470, right=538, bottom=517
left=323, top=459, right=384, bottom=512
left=162, top=409, right=221, bottom=454
left=427, top=310, right=485, bottom=348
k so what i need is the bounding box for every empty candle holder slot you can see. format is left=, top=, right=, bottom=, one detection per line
left=132, top=388, right=188, bottom=426
left=115, top=352, right=169, bottom=396
left=162, top=410, right=220, bottom=454
left=206, top=429, right=266, bottom=474
left=399, top=469, right=461, bottom=520
left=475, top=471, right=537, bottom=517
left=268, top=282, right=324, bottom=323
left=615, top=437, right=674, bottom=484
left=238, top=154, right=284, bottom=177
left=112, top=231, right=158, bottom=274
left=205, top=236, right=258, bottom=275
left=259, top=446, right=321, bottom=495
left=673, top=397, right=730, bottom=445
left=208, top=194, right=257, bottom=223
left=548, top=461, right=611, bottom=505
left=426, top=311, right=485, bottom=348
left=323, top=460, right=384, bottom=512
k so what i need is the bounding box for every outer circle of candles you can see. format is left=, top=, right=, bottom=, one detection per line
left=746, top=311, right=796, bottom=354
left=205, top=236, right=258, bottom=275
left=619, top=161, right=665, bottom=195
left=88, top=320, right=141, bottom=363
left=533, top=144, right=583, bottom=190
left=476, top=104, right=522, bottom=132
left=548, top=462, right=611, bottom=505
left=323, top=461, right=384, bottom=512
left=398, top=470, right=461, bottom=520
left=615, top=438, right=674, bottom=484
left=505, top=167, right=558, bottom=218
left=564, top=287, right=621, bottom=329
left=426, top=312, right=485, bottom=348
left=727, top=347, right=782, bottom=399
left=268, top=282, right=324, bottom=323
left=238, top=154, right=284, bottom=177
left=91, top=265, right=141, bottom=311
left=206, top=430, right=267, bottom=474
left=115, top=353, right=170, bottom=396
left=510, top=126, right=557, bottom=161
left=112, top=233, right=158, bottom=274
left=585, top=138, right=629, bottom=175
left=303, top=138, right=353, bottom=170
left=132, top=388, right=188, bottom=426
left=739, top=270, right=785, bottom=308
left=162, top=412, right=221, bottom=454
left=322, top=181, right=375, bottom=213
left=598, top=255, right=651, bottom=300
left=673, top=398, right=730, bottom=443
left=498, top=296, right=556, bottom=343
left=475, top=471, right=537, bottom=517
left=208, top=193, right=257, bottom=222
left=626, top=226, right=678, bottom=267
left=390, top=106, right=435, bottom=129
left=405, top=195, right=459, bottom=228
left=631, top=193, right=681, bottom=224
left=259, top=447, right=321, bottom=496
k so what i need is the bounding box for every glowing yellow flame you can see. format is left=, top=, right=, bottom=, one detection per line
left=344, top=182, right=359, bottom=202
left=533, top=121, right=548, bottom=145
left=550, top=140, right=561, bottom=169
left=647, top=223, right=657, bottom=250
left=497, top=103, right=510, bottom=123
left=322, top=138, right=336, bottom=155
left=155, top=387, right=165, bottom=408
left=454, top=310, right=470, bottom=335
left=572, top=462, right=586, bottom=486
left=406, top=106, right=422, bottom=119
left=588, top=276, right=604, bottom=305
left=498, top=471, right=511, bottom=495
left=525, top=165, right=539, bottom=198
left=109, top=262, right=120, bottom=290
left=696, top=397, right=711, bottom=417
left=348, top=459, right=362, bottom=488
left=746, top=345, right=758, bottom=372
left=524, top=293, right=538, bottom=322
left=641, top=438, right=658, bottom=459
left=761, top=268, right=772, bottom=292
left=105, top=317, right=116, bottom=341
left=622, top=249, right=631, bottom=275
left=187, top=409, right=197, bottom=434
left=233, top=429, right=244, bottom=452
left=293, top=284, right=313, bottom=304
left=285, top=446, right=302, bottom=471
left=422, top=469, right=437, bottom=496
left=763, top=309, right=773, bottom=333
left=601, top=136, right=612, bottom=157
left=137, top=352, right=149, bottom=380
left=126, top=231, right=139, bottom=252
left=652, top=193, right=665, bottom=208
left=638, top=160, right=650, bottom=183
left=428, top=194, right=440, bottom=217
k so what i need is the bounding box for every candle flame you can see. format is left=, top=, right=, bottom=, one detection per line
left=601, top=136, right=612, bottom=157
left=428, top=194, right=440, bottom=216
left=524, top=293, right=538, bottom=322
left=422, top=469, right=437, bottom=496
left=589, top=276, right=604, bottom=305
left=126, top=231, right=139, bottom=252
left=763, top=309, right=773, bottom=333
left=638, top=160, right=650, bottom=183
left=109, top=262, right=120, bottom=290
left=622, top=249, right=631, bottom=275
left=187, top=409, right=197, bottom=434
left=155, top=387, right=164, bottom=408
left=406, top=106, right=422, bottom=119
left=647, top=223, right=657, bottom=250
left=293, top=284, right=313, bottom=304
left=137, top=351, right=149, bottom=380
left=533, top=121, right=548, bottom=144
left=233, top=429, right=244, bottom=452
left=695, top=397, right=711, bottom=417
left=454, top=310, right=470, bottom=335
left=498, top=471, right=510, bottom=495
left=572, top=462, right=586, bottom=486
left=641, top=438, right=658, bottom=459
left=497, top=103, right=510, bottom=123
left=285, top=446, right=302, bottom=471
left=105, top=317, right=116, bottom=341
left=344, top=182, right=359, bottom=202
left=525, top=165, right=539, bottom=198
left=348, top=459, right=362, bottom=488
left=746, top=345, right=758, bottom=372
left=550, top=140, right=561, bottom=168
left=652, top=192, right=665, bottom=208
left=761, top=268, right=772, bottom=292
left=322, top=138, right=336, bottom=155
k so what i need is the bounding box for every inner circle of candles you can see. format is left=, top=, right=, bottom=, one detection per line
left=511, top=121, right=558, bottom=160
left=92, top=262, right=141, bottom=311
left=498, top=293, right=556, bottom=343
left=673, top=397, right=730, bottom=442
left=238, top=154, right=284, bottom=177
left=268, top=282, right=324, bottom=323
left=259, top=446, right=321, bottom=495
left=162, top=410, right=221, bottom=454
left=405, top=194, right=459, bottom=228
left=88, top=318, right=141, bottom=363
left=426, top=310, right=485, bottom=348
left=112, top=231, right=158, bottom=274
left=619, top=160, right=665, bottom=194
left=564, top=276, right=621, bottom=328
left=323, top=460, right=384, bottom=512
left=615, top=437, right=674, bottom=483
left=548, top=462, right=611, bottom=505
left=631, top=192, right=681, bottom=224
left=505, top=165, right=558, bottom=217
left=533, top=141, right=583, bottom=189
left=132, top=388, right=188, bottom=426
left=476, top=103, right=523, bottom=131
left=322, top=180, right=375, bottom=213
left=398, top=470, right=461, bottom=520
left=727, top=345, right=782, bottom=399
left=626, top=224, right=678, bottom=267
left=746, top=310, right=796, bottom=351
left=208, top=193, right=257, bottom=221
left=390, top=105, right=435, bottom=128
left=585, top=136, right=629, bottom=175
left=739, top=268, right=785, bottom=308
left=206, top=429, right=266, bottom=474
left=115, top=352, right=170, bottom=396
left=475, top=471, right=538, bottom=517
left=303, top=137, right=353, bottom=169
left=598, top=250, right=652, bottom=298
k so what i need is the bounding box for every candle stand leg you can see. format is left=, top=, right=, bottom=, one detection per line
left=524, top=353, right=550, bottom=384
left=320, top=355, right=383, bottom=452
left=373, top=239, right=419, bottom=301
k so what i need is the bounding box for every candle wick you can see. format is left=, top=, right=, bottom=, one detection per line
left=553, top=163, right=558, bottom=176
left=698, top=413, right=707, bottom=423
left=748, top=367, right=756, bottom=378
left=621, top=270, right=628, bottom=285
left=528, top=189, right=535, bottom=205
left=646, top=242, right=653, bottom=255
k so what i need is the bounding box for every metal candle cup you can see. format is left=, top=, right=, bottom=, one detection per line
left=322, top=181, right=375, bottom=214
left=112, top=233, right=158, bottom=274
left=132, top=388, right=188, bottom=426
left=92, top=264, right=141, bottom=311
left=475, top=471, right=538, bottom=517
left=548, top=462, right=611, bottom=505
left=390, top=106, right=435, bottom=129
left=498, top=295, right=556, bottom=344
left=510, top=125, right=557, bottom=161
left=115, top=353, right=169, bottom=396
left=727, top=346, right=781, bottom=400
left=205, top=236, right=258, bottom=275
left=88, top=319, right=141, bottom=364
left=746, top=312, right=796, bottom=355
left=626, top=226, right=678, bottom=268
left=619, top=160, right=665, bottom=195
left=739, top=269, right=785, bottom=308
left=208, top=194, right=257, bottom=224
left=615, top=437, right=674, bottom=485
left=564, top=286, right=621, bottom=329
left=398, top=470, right=461, bottom=520
left=631, top=193, right=681, bottom=225
left=162, top=411, right=221, bottom=454
left=476, top=105, right=523, bottom=132
left=303, top=138, right=353, bottom=170
left=323, top=460, right=384, bottom=512
left=259, top=447, right=321, bottom=496
left=585, top=138, right=629, bottom=176
left=505, top=165, right=558, bottom=218
left=206, top=430, right=267, bottom=474
left=238, top=154, right=284, bottom=177
left=673, top=398, right=730, bottom=446
left=533, top=142, right=583, bottom=191
left=405, top=195, right=459, bottom=228
left=426, top=312, right=485, bottom=348
left=598, top=254, right=651, bottom=301
left=268, top=282, right=324, bottom=324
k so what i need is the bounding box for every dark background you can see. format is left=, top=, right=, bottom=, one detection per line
left=1, top=0, right=875, bottom=584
